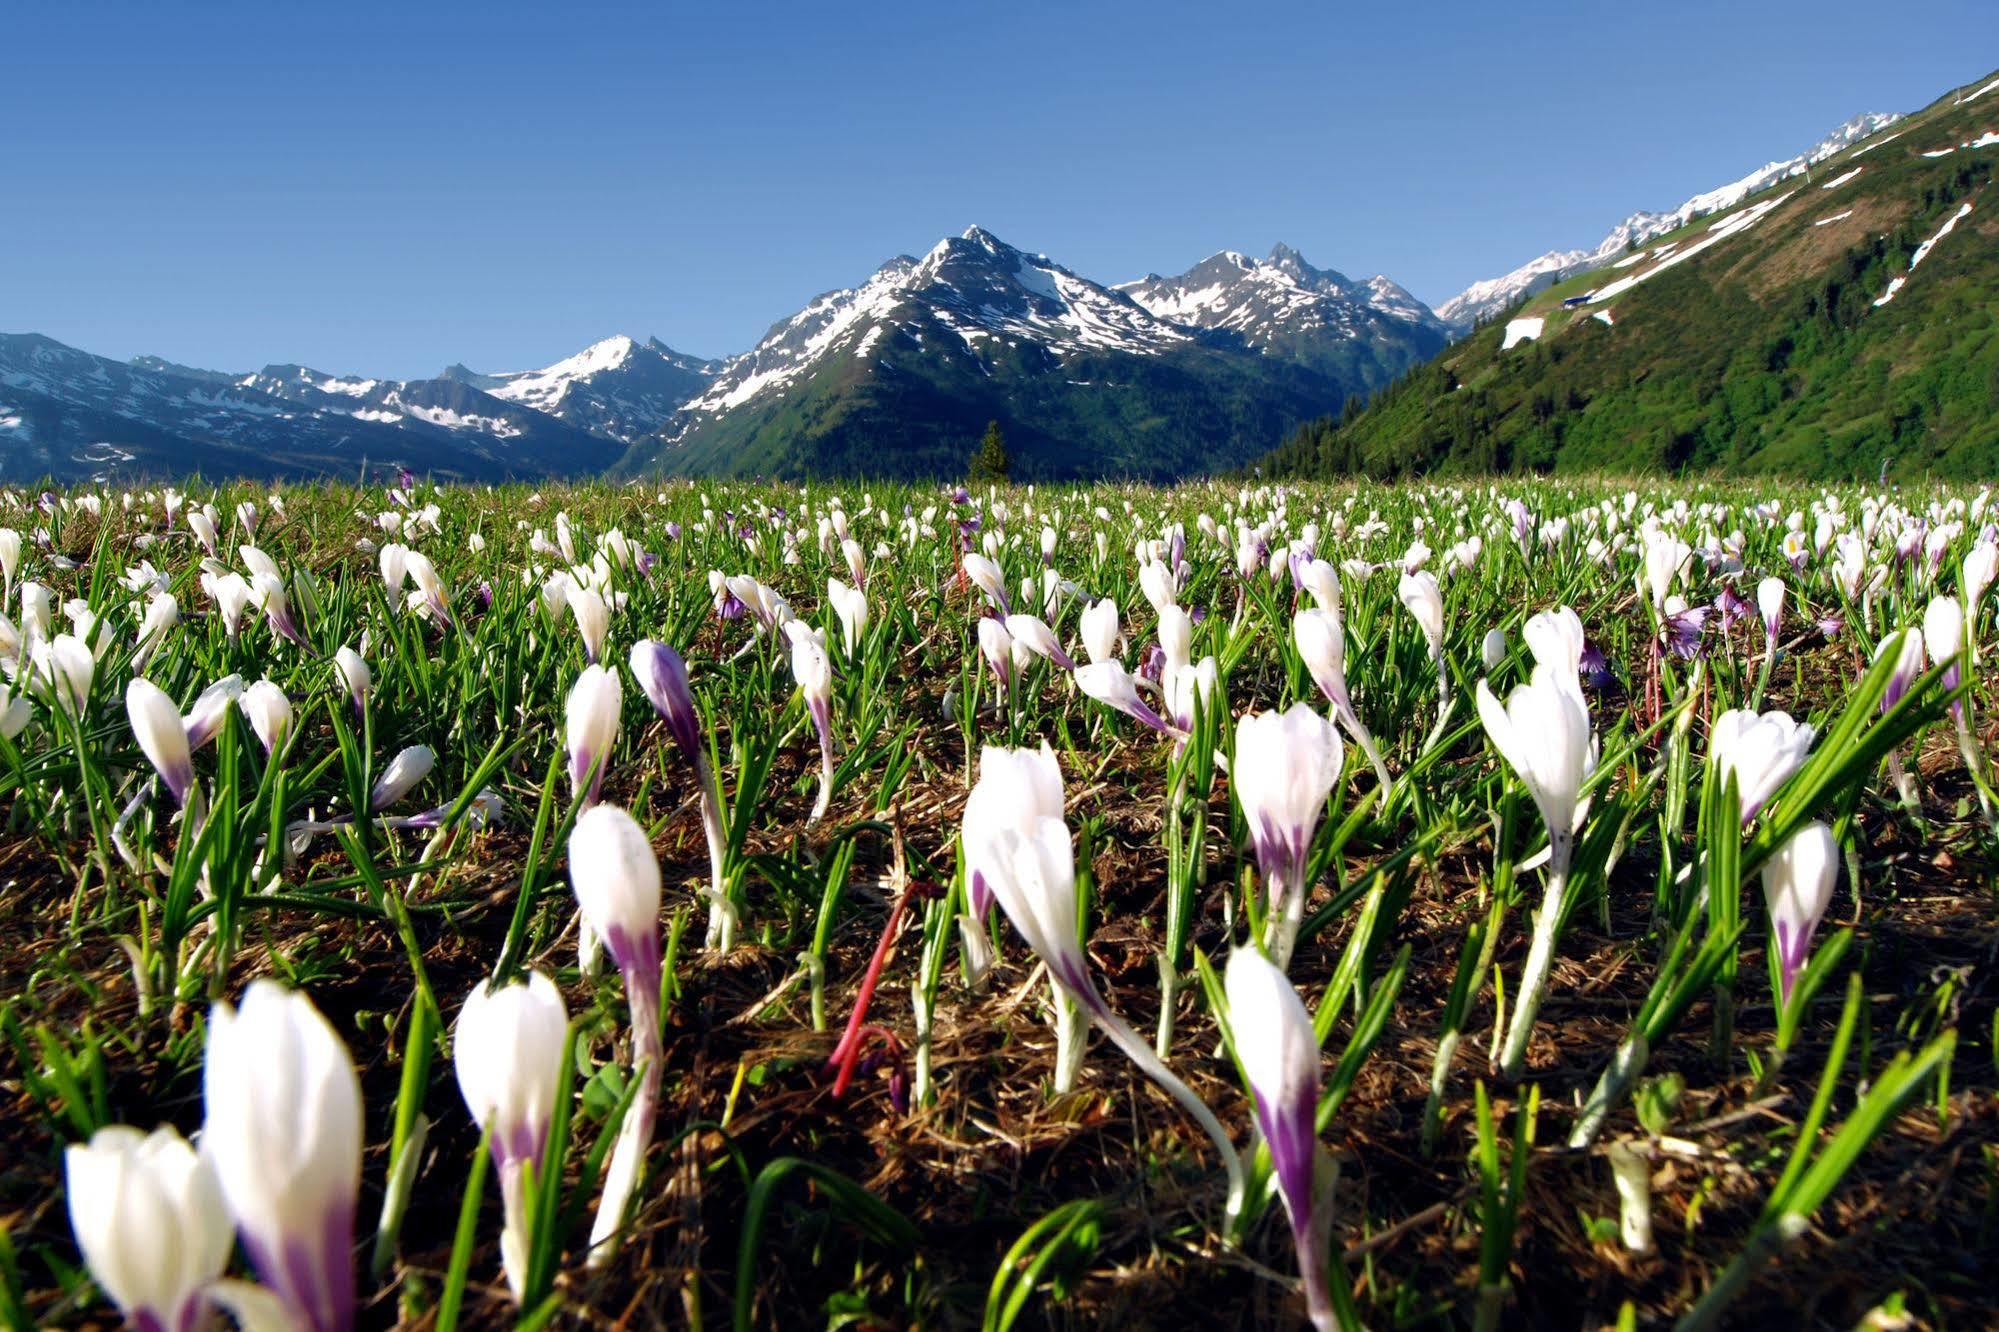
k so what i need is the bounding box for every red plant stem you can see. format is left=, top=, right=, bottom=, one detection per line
left=826, top=887, right=913, bottom=1098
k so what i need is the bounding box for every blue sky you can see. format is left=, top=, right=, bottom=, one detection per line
left=2, top=2, right=1987, bottom=378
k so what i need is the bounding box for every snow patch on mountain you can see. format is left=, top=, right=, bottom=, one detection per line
left=1439, top=111, right=1902, bottom=330
left=483, top=335, right=644, bottom=412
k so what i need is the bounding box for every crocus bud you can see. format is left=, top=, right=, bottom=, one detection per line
left=370, top=744, right=435, bottom=811
left=204, top=981, right=362, bottom=1332
left=1709, top=708, right=1815, bottom=824
left=828, top=577, right=869, bottom=655
left=961, top=742, right=1066, bottom=920
left=1757, top=576, right=1786, bottom=645
left=569, top=803, right=662, bottom=977
left=977, top=615, right=1015, bottom=689
left=567, top=805, right=663, bottom=1259
left=566, top=665, right=622, bottom=805
left=455, top=971, right=569, bottom=1301
left=1762, top=822, right=1838, bottom=1002
left=786, top=619, right=833, bottom=723
left=187, top=509, right=218, bottom=557
left=1003, top=612, right=1075, bottom=670
left=1078, top=598, right=1120, bottom=665
left=183, top=674, right=244, bottom=750
left=1876, top=628, right=1926, bottom=712
left=962, top=553, right=1008, bottom=613
left=1923, top=594, right=1964, bottom=696
left=1522, top=605, right=1585, bottom=707
left=207, top=571, right=253, bottom=640
left=1300, top=558, right=1340, bottom=616
left=250, top=572, right=308, bottom=649
left=1294, top=608, right=1393, bottom=793
left=0, top=685, right=26, bottom=740
left=127, top=677, right=194, bottom=805
left=1165, top=656, right=1219, bottom=732
left=1480, top=627, right=1508, bottom=674
left=65, top=1125, right=232, bottom=1332
left=568, top=582, right=611, bottom=664
left=785, top=621, right=837, bottom=823
left=1074, top=660, right=1175, bottom=734
left=133, top=592, right=179, bottom=669
left=1961, top=541, right=1997, bottom=621
left=239, top=544, right=280, bottom=582
left=1157, top=604, right=1193, bottom=677
left=1474, top=674, right=1595, bottom=872
left=1224, top=948, right=1334, bottom=1332
left=1292, top=607, right=1347, bottom=702
left=972, top=765, right=1247, bottom=1216
left=378, top=541, right=409, bottom=592
left=239, top=678, right=293, bottom=754
left=34, top=632, right=95, bottom=713
left=629, top=639, right=702, bottom=757
left=1397, top=570, right=1445, bottom=657
left=1234, top=705, right=1345, bottom=968
left=334, top=646, right=370, bottom=717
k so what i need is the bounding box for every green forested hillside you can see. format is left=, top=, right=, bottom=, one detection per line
left=1266, top=70, right=1999, bottom=481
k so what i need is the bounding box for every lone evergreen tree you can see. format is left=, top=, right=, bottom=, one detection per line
left=968, top=419, right=1011, bottom=484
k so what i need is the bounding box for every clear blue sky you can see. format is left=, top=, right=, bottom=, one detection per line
left=2, top=2, right=1988, bottom=378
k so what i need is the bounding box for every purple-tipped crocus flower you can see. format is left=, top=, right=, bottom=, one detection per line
left=126, top=677, right=193, bottom=806
left=569, top=805, right=663, bottom=1263
left=203, top=982, right=361, bottom=1332
left=959, top=743, right=1067, bottom=989
left=1877, top=627, right=1926, bottom=712
left=1233, top=705, right=1345, bottom=970
left=454, top=971, right=567, bottom=1302
left=250, top=572, right=313, bottom=653
left=1761, top=822, right=1837, bottom=1003
left=1292, top=608, right=1393, bottom=793
left=1225, top=947, right=1336, bottom=1332
left=565, top=665, right=621, bottom=806
left=630, top=639, right=734, bottom=950
left=785, top=621, right=836, bottom=824
left=971, top=745, right=1245, bottom=1221
left=1003, top=613, right=1076, bottom=671
left=64, top=1124, right=231, bottom=1332
left=1074, top=660, right=1178, bottom=735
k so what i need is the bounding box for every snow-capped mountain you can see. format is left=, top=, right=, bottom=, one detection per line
left=1437, top=111, right=1904, bottom=330
left=0, top=333, right=623, bottom=483
left=672, top=226, right=1193, bottom=430
left=1118, top=243, right=1447, bottom=371
left=440, top=334, right=716, bottom=444
left=630, top=226, right=1439, bottom=481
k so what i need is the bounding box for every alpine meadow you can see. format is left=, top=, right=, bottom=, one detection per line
left=4, top=15, right=1999, bottom=1332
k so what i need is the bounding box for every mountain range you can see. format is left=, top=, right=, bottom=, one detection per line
left=1264, top=67, right=1999, bottom=480
left=1, top=231, right=1446, bottom=483
left=2, top=64, right=1983, bottom=485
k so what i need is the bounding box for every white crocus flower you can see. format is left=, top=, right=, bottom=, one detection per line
left=1709, top=708, right=1815, bottom=824
left=65, top=1125, right=232, bottom=1332
left=1475, top=672, right=1597, bottom=1081
left=454, top=971, right=569, bottom=1301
